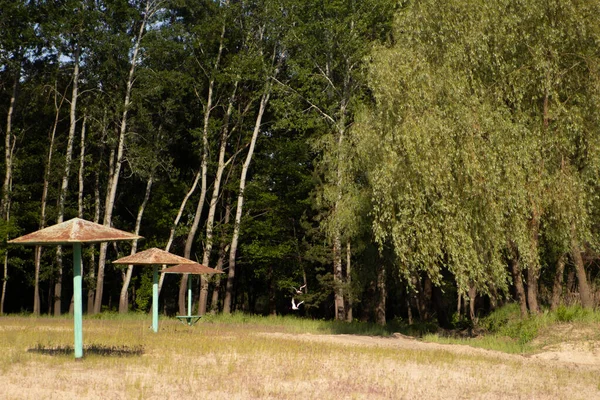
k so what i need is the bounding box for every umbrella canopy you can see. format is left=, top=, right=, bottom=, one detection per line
left=8, top=217, right=142, bottom=245
left=112, top=247, right=195, bottom=265
left=7, top=217, right=141, bottom=359
left=161, top=263, right=223, bottom=275
left=112, top=248, right=196, bottom=334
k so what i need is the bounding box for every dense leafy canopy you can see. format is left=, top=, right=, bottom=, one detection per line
left=0, top=0, right=598, bottom=325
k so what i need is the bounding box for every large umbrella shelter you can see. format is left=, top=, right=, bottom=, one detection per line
left=161, top=263, right=223, bottom=325
left=112, top=248, right=196, bottom=333
left=8, top=218, right=142, bottom=359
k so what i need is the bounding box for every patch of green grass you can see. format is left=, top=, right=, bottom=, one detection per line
left=423, top=332, right=530, bottom=354
left=87, top=311, right=151, bottom=320
left=424, top=304, right=600, bottom=354
left=199, top=312, right=398, bottom=336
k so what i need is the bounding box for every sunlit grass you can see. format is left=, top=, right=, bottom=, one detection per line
left=1, top=312, right=599, bottom=399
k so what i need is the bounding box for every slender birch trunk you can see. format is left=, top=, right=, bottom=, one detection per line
left=54, top=45, right=80, bottom=316
left=0, top=60, right=20, bottom=315
left=119, top=173, right=154, bottom=313
left=223, top=87, right=272, bottom=313
left=78, top=115, right=87, bottom=218
left=210, top=201, right=231, bottom=312
left=178, top=166, right=207, bottom=315
left=177, top=21, right=228, bottom=316
left=34, top=82, right=66, bottom=315
left=87, top=112, right=108, bottom=312
left=197, top=82, right=237, bottom=315
left=68, top=114, right=88, bottom=315
left=333, top=110, right=347, bottom=321
left=346, top=240, right=353, bottom=322
left=94, top=2, right=151, bottom=314
left=157, top=170, right=201, bottom=295
left=87, top=168, right=102, bottom=313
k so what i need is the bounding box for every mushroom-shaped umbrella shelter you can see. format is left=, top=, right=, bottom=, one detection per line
left=161, top=263, right=223, bottom=325
left=8, top=218, right=142, bottom=359
left=112, top=248, right=196, bottom=332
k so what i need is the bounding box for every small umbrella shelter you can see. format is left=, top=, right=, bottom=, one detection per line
left=8, top=218, right=142, bottom=359
left=161, top=263, right=224, bottom=325
left=112, top=248, right=196, bottom=332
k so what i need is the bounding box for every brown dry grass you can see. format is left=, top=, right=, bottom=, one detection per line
left=1, top=316, right=599, bottom=399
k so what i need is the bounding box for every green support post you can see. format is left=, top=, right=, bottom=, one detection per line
left=152, top=265, right=158, bottom=333
left=73, top=243, right=83, bottom=359
left=187, top=274, right=192, bottom=317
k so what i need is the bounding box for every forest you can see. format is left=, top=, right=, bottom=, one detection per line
left=0, top=0, right=599, bottom=328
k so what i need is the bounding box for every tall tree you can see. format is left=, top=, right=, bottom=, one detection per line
left=93, top=0, right=157, bottom=314
left=281, top=0, right=396, bottom=319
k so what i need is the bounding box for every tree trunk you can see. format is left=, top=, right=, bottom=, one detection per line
left=87, top=152, right=103, bottom=313
left=54, top=44, right=80, bottom=316
left=158, top=170, right=200, bottom=296
left=1, top=61, right=18, bottom=219
left=68, top=114, right=88, bottom=316
left=468, top=285, right=477, bottom=322
left=0, top=62, right=19, bottom=315
left=346, top=240, right=353, bottom=322
left=375, top=263, right=386, bottom=326
left=550, top=253, right=565, bottom=311
left=34, top=81, right=65, bottom=315
left=77, top=115, right=87, bottom=218
left=526, top=267, right=540, bottom=314
left=210, top=201, right=231, bottom=312
left=178, top=171, right=207, bottom=314
left=119, top=173, right=153, bottom=313
left=509, top=248, right=528, bottom=318
left=187, top=21, right=228, bottom=317
left=93, top=3, right=150, bottom=314
left=333, top=235, right=345, bottom=320
left=198, top=82, right=237, bottom=316
left=179, top=125, right=210, bottom=314
left=223, top=86, right=272, bottom=314
left=572, top=237, right=593, bottom=309
left=405, top=291, right=413, bottom=325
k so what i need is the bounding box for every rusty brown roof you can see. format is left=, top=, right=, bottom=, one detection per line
left=161, top=263, right=224, bottom=275
left=112, top=247, right=196, bottom=265
left=8, top=218, right=142, bottom=245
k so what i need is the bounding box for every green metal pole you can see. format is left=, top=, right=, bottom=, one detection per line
left=187, top=274, right=192, bottom=317
left=152, top=265, right=158, bottom=333
left=73, top=243, right=83, bottom=359
left=188, top=274, right=192, bottom=317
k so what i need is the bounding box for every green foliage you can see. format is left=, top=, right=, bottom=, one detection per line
left=354, top=0, right=600, bottom=309
left=134, top=270, right=153, bottom=312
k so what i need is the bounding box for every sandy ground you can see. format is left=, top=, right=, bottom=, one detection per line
left=2, top=323, right=600, bottom=399
left=260, top=331, right=600, bottom=366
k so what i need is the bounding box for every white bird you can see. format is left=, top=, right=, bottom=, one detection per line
left=292, top=284, right=307, bottom=294
left=291, top=298, right=304, bottom=310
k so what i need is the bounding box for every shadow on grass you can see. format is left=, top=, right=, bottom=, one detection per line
left=27, top=344, right=144, bottom=357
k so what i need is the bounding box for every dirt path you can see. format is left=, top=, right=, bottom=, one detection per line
left=258, top=331, right=600, bottom=368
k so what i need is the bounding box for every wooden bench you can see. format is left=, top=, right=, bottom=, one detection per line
left=176, top=315, right=201, bottom=326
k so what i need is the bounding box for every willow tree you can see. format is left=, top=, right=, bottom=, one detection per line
left=354, top=0, right=517, bottom=309
left=355, top=0, right=600, bottom=316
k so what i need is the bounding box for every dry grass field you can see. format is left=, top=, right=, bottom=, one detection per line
left=1, top=314, right=599, bottom=399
